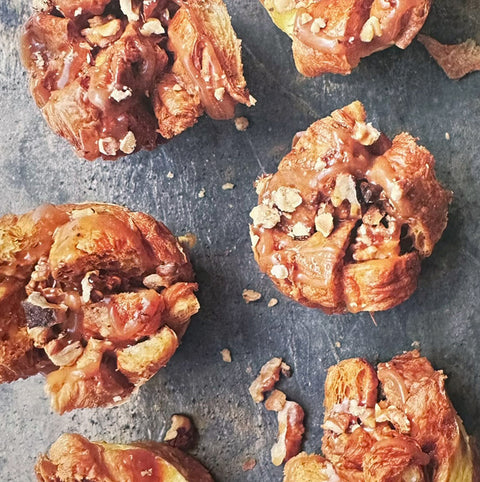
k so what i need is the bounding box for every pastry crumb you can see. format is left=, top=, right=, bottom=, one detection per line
left=222, top=182, right=235, bottom=190
left=235, top=116, right=249, bottom=131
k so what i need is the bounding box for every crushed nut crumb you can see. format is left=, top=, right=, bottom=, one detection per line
left=331, top=174, right=361, bottom=216
left=221, top=348, right=232, bottom=363
left=311, top=17, right=326, bottom=34
left=110, top=87, right=132, bottom=102
left=243, top=289, right=262, bottom=303
left=198, top=188, right=206, bottom=198
left=300, top=12, right=313, bottom=25
left=271, top=264, right=288, bottom=280
left=140, top=18, right=165, bottom=36
left=178, top=232, right=197, bottom=250
left=360, top=16, right=382, bottom=43
left=214, top=87, right=226, bottom=101
left=290, top=222, right=310, bottom=238
left=98, top=137, right=119, bottom=156
left=234, top=116, right=249, bottom=131
left=271, top=186, right=302, bottom=213
left=352, top=121, right=380, bottom=146
left=120, top=0, right=139, bottom=22
left=166, top=171, right=174, bottom=179
left=172, top=83, right=182, bottom=91
left=242, top=458, right=257, bottom=471
left=222, top=182, right=235, bottom=190
left=268, top=298, right=278, bottom=307
left=119, top=131, right=136, bottom=154
left=164, top=414, right=196, bottom=450
left=445, top=132, right=450, bottom=140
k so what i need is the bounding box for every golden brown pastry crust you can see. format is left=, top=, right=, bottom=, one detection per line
left=250, top=101, right=451, bottom=314
left=35, top=433, right=213, bottom=481
left=20, top=0, right=253, bottom=160
left=284, top=351, right=479, bottom=481
left=0, top=203, right=199, bottom=413
left=260, top=0, right=432, bottom=76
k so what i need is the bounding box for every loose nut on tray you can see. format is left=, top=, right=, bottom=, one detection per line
left=259, top=0, right=433, bottom=76
left=20, top=0, right=254, bottom=160
left=0, top=202, right=199, bottom=413
left=250, top=101, right=451, bottom=314
left=35, top=433, right=213, bottom=481
left=284, top=350, right=479, bottom=481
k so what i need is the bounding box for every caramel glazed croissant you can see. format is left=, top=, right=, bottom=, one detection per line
left=260, top=0, right=432, bottom=76
left=284, top=350, right=479, bottom=482
left=0, top=203, right=199, bottom=413
left=21, top=0, right=254, bottom=160
left=250, top=101, right=451, bottom=314
left=36, top=433, right=213, bottom=481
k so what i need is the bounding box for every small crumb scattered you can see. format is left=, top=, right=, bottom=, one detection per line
left=411, top=340, right=421, bottom=349
left=166, top=171, right=174, bottom=179
left=243, top=289, right=262, bottom=303
left=222, top=182, right=235, bottom=190
left=198, top=188, right=206, bottom=198
left=178, top=232, right=197, bottom=250
left=268, top=298, right=278, bottom=308
left=221, top=348, right=232, bottom=363
left=445, top=132, right=450, bottom=140
left=281, top=361, right=292, bottom=378
left=335, top=341, right=341, bottom=348
left=234, top=116, right=249, bottom=131
left=242, top=458, right=257, bottom=471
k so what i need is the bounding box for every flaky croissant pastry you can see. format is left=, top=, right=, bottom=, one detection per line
left=21, top=0, right=254, bottom=160
left=0, top=203, right=199, bottom=413
left=284, top=350, right=479, bottom=482
left=35, top=433, right=213, bottom=481
left=250, top=101, right=451, bottom=314
left=260, top=0, right=432, bottom=76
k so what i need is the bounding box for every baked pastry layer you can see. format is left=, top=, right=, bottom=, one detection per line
left=35, top=433, right=213, bottom=481
left=260, top=0, right=432, bottom=76
left=250, top=101, right=451, bottom=314
left=21, top=0, right=254, bottom=160
left=0, top=202, right=198, bottom=412
left=284, top=351, right=478, bottom=481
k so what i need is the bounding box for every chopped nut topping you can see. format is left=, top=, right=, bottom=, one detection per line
left=271, top=264, right=288, bottom=279
left=164, top=414, right=196, bottom=450
left=172, top=83, right=182, bottom=91
left=98, top=137, right=119, bottom=156
left=119, top=131, right=136, bottom=154
left=110, top=87, right=132, bottom=102
left=142, top=274, right=166, bottom=290
left=290, top=222, right=310, bottom=238
left=255, top=174, right=273, bottom=195
left=331, top=174, right=361, bottom=216
left=274, top=0, right=295, bottom=13
left=242, top=458, right=257, bottom=471
left=214, top=87, right=226, bottom=101
left=243, top=289, right=262, bottom=303
left=249, top=204, right=281, bottom=228
left=222, top=182, right=235, bottom=190
left=82, top=19, right=121, bottom=46
left=315, top=212, right=334, bottom=237
left=249, top=227, right=260, bottom=249
left=44, top=339, right=83, bottom=367
left=310, top=17, right=326, bottom=34
left=360, top=16, right=382, bottom=43
left=390, top=182, right=402, bottom=202
left=375, top=403, right=411, bottom=433
left=119, top=0, right=140, bottom=22
left=221, top=348, right=232, bottom=363
left=249, top=357, right=283, bottom=403
left=265, top=389, right=287, bottom=412
left=352, top=121, right=380, bottom=146
left=198, top=188, right=206, bottom=198
left=140, top=18, right=165, bottom=36
left=177, top=232, right=197, bottom=250
left=81, top=270, right=99, bottom=303
left=268, top=297, right=278, bottom=307
left=234, top=116, right=249, bottom=131
left=271, top=186, right=302, bottom=213
left=314, top=158, right=326, bottom=170
left=362, top=206, right=384, bottom=226
left=299, top=12, right=313, bottom=25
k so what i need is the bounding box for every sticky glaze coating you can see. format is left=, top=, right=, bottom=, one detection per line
left=0, top=202, right=199, bottom=413
left=20, top=0, right=253, bottom=160
left=260, top=0, right=432, bottom=76
left=284, top=351, right=479, bottom=482
left=250, top=101, right=451, bottom=314
left=36, top=433, right=213, bottom=481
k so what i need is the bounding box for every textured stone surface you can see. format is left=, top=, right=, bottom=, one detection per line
left=0, top=1, right=479, bottom=480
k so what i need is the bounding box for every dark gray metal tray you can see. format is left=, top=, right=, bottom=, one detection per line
left=0, top=0, right=479, bottom=480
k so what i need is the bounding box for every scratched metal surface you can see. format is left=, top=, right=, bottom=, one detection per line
left=0, top=1, right=479, bottom=480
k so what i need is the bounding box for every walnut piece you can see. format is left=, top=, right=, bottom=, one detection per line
left=164, top=414, right=197, bottom=450
left=249, top=357, right=283, bottom=403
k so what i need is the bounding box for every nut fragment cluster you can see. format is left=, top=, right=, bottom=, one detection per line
left=36, top=433, right=213, bottom=481
left=260, top=0, right=433, bottom=76
left=0, top=202, right=199, bottom=413
left=284, top=351, right=478, bottom=481
left=250, top=101, right=451, bottom=314
left=21, top=0, right=254, bottom=160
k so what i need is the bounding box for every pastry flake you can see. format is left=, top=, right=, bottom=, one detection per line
left=260, top=0, right=433, bottom=76
left=35, top=433, right=213, bottom=481
left=20, top=0, right=253, bottom=160
left=284, top=351, right=479, bottom=481
left=250, top=101, right=451, bottom=314
left=0, top=203, right=199, bottom=413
